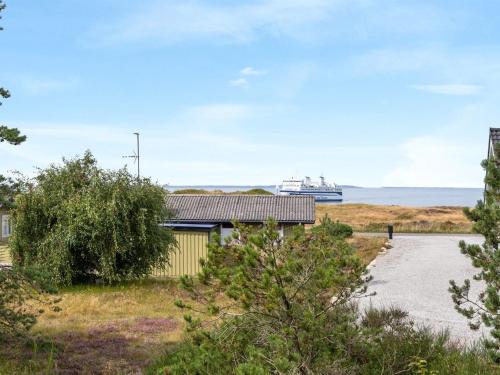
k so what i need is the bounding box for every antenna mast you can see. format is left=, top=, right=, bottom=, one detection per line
left=122, top=132, right=140, bottom=179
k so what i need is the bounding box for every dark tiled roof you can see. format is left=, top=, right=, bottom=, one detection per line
left=166, top=195, right=315, bottom=224
left=490, top=128, right=500, bottom=145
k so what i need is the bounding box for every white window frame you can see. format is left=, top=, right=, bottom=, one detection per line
left=2, top=214, right=11, bottom=238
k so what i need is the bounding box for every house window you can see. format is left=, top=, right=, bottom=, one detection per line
left=221, top=226, right=237, bottom=244
left=278, top=225, right=284, bottom=238
left=2, top=215, right=10, bottom=238
left=220, top=224, right=285, bottom=245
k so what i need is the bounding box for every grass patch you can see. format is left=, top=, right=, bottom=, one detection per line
left=0, top=279, right=196, bottom=374
left=349, top=235, right=389, bottom=265
left=0, top=235, right=387, bottom=373
left=316, top=204, right=473, bottom=233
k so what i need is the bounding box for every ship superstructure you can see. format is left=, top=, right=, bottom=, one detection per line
left=277, top=176, right=342, bottom=202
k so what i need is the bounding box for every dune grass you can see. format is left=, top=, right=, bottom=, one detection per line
left=0, top=279, right=194, bottom=374
left=316, top=203, right=473, bottom=233
left=350, top=235, right=389, bottom=265
left=0, top=233, right=387, bottom=374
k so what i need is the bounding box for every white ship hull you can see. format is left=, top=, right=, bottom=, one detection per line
left=277, top=190, right=343, bottom=202
left=277, top=176, right=343, bottom=202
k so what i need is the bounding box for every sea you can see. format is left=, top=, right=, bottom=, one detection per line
left=166, top=186, right=483, bottom=207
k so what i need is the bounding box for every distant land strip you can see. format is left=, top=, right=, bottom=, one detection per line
left=169, top=188, right=273, bottom=195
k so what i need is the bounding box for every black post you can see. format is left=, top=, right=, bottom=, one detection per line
left=387, top=224, right=393, bottom=240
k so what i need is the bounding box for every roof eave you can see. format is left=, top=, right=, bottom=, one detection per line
left=168, top=219, right=315, bottom=224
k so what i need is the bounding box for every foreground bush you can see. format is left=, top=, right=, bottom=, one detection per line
left=10, top=151, right=176, bottom=286
left=449, top=143, right=500, bottom=363
left=150, top=222, right=496, bottom=374
left=150, top=307, right=493, bottom=375
left=313, top=215, right=353, bottom=238
left=166, top=220, right=368, bottom=374
left=0, top=266, right=59, bottom=337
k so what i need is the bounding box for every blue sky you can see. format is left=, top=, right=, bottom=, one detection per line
left=1, top=0, right=499, bottom=187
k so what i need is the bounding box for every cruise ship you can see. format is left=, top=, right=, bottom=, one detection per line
left=277, top=176, right=343, bottom=202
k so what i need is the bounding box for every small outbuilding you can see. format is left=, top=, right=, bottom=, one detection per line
left=153, top=195, right=315, bottom=277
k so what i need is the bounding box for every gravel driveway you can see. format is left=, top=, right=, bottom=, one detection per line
left=361, top=234, right=488, bottom=345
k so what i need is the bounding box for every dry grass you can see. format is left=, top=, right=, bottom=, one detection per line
left=0, top=231, right=390, bottom=373
left=0, top=279, right=196, bottom=374
left=316, top=204, right=472, bottom=233
left=350, top=235, right=389, bottom=265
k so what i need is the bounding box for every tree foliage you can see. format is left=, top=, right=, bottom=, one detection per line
left=0, top=266, right=60, bottom=337
left=9, top=151, right=176, bottom=286
left=0, top=125, right=26, bottom=145
left=449, top=142, right=500, bottom=363
left=0, top=173, right=22, bottom=209
left=312, top=215, right=353, bottom=239
left=0, top=1, right=26, bottom=209
left=173, top=221, right=370, bottom=374
left=152, top=222, right=495, bottom=374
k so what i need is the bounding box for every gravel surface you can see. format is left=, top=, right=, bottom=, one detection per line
left=361, top=234, right=489, bottom=346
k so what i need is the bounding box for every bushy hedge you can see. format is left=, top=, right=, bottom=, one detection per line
left=313, top=215, right=353, bottom=238
left=0, top=266, right=60, bottom=337
left=9, top=151, right=175, bottom=286
left=150, top=307, right=493, bottom=375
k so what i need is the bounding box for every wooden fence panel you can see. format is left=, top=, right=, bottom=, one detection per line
left=0, top=244, right=11, bottom=264
left=152, top=231, right=209, bottom=278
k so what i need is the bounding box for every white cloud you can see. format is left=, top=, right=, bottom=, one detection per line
left=353, top=47, right=446, bottom=74
left=86, top=0, right=346, bottom=45
left=240, top=67, right=267, bottom=76
left=188, top=104, right=251, bottom=124
left=2, top=112, right=390, bottom=186
left=22, top=124, right=133, bottom=143
left=85, top=1, right=462, bottom=47
left=229, top=78, right=249, bottom=88
left=383, top=136, right=483, bottom=187
left=0, top=123, right=134, bottom=177
left=18, top=77, right=77, bottom=95
left=352, top=46, right=500, bottom=85
left=276, top=61, right=316, bottom=98
left=411, top=84, right=483, bottom=96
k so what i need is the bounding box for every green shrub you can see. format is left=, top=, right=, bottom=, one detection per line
left=236, top=188, right=273, bottom=195
left=149, top=220, right=496, bottom=374
left=449, top=143, right=499, bottom=363
left=165, top=220, right=368, bottom=374
left=172, top=188, right=211, bottom=194
left=9, top=151, right=176, bottom=286
left=148, top=333, right=234, bottom=375
left=0, top=266, right=60, bottom=337
left=313, top=215, right=353, bottom=238
left=150, top=306, right=495, bottom=375
left=354, top=307, right=494, bottom=374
